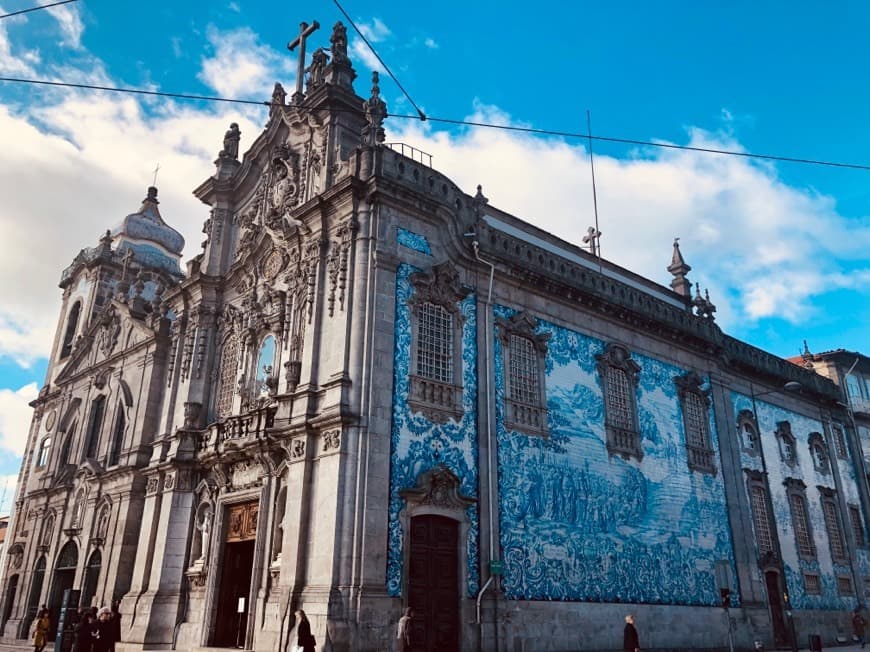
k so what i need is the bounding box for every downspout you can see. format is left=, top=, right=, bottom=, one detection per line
left=472, top=241, right=497, bottom=631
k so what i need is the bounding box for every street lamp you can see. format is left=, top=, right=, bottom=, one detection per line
left=749, top=381, right=801, bottom=652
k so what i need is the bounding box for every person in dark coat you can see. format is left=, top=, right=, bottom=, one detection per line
left=92, top=607, right=114, bottom=652
left=110, top=602, right=121, bottom=652
left=295, top=610, right=316, bottom=652
left=853, top=607, right=866, bottom=649
left=623, top=614, right=639, bottom=652
left=72, top=612, right=94, bottom=652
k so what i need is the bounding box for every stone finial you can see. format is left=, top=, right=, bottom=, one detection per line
left=801, top=340, right=814, bottom=366
left=306, top=48, right=329, bottom=91
left=703, top=288, right=716, bottom=320
left=667, top=237, right=692, bottom=297
left=270, top=83, right=287, bottom=117
left=692, top=283, right=705, bottom=315
left=98, top=229, right=113, bottom=258
left=472, top=185, right=489, bottom=218
left=145, top=186, right=159, bottom=203
left=330, top=22, right=349, bottom=64
left=582, top=226, right=602, bottom=257
left=219, top=123, right=241, bottom=160
left=326, top=22, right=356, bottom=90
left=362, top=72, right=387, bottom=146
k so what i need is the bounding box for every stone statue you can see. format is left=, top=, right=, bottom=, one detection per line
left=196, top=504, right=212, bottom=560
left=362, top=72, right=387, bottom=146
left=270, top=82, right=287, bottom=117
left=306, top=48, right=329, bottom=90
left=220, top=123, right=241, bottom=160
left=330, top=22, right=349, bottom=64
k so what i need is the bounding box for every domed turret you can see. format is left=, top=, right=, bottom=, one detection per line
left=111, top=186, right=184, bottom=275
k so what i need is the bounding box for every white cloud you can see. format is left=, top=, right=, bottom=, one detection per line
left=0, top=383, right=38, bottom=457
left=198, top=25, right=293, bottom=98
left=40, top=0, right=84, bottom=50
left=351, top=18, right=392, bottom=74
left=387, top=106, right=870, bottom=328
left=228, top=1, right=241, bottom=12
left=0, top=13, right=39, bottom=75
left=0, top=474, right=18, bottom=515
left=424, top=37, right=438, bottom=49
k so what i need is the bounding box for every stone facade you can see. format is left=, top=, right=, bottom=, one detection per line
left=0, top=20, right=868, bottom=652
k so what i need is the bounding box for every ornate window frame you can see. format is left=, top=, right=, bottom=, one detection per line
left=831, top=423, right=848, bottom=460
left=807, top=432, right=830, bottom=475
left=596, top=343, right=642, bottom=461
left=60, top=300, right=82, bottom=359
left=745, top=469, right=776, bottom=560
left=775, top=421, right=798, bottom=467
left=736, top=409, right=761, bottom=457
left=407, top=263, right=470, bottom=424
left=674, top=371, right=716, bottom=474
left=803, top=572, right=821, bottom=595
left=36, top=437, right=51, bottom=468
left=784, top=478, right=816, bottom=561
left=818, top=486, right=848, bottom=564
left=497, top=311, right=550, bottom=437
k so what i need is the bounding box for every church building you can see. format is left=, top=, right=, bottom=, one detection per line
left=1, top=20, right=868, bottom=652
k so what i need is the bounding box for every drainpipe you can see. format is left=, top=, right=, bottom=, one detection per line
left=472, top=240, right=498, bottom=631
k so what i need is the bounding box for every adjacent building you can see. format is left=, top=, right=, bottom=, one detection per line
left=0, top=21, right=867, bottom=652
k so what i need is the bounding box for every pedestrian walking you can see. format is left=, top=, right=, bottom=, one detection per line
left=853, top=606, right=866, bottom=648
left=32, top=609, right=50, bottom=652
left=294, top=609, right=316, bottom=652
left=397, top=607, right=414, bottom=652
left=72, top=612, right=94, bottom=652
left=92, top=607, right=114, bottom=652
left=623, top=614, right=639, bottom=652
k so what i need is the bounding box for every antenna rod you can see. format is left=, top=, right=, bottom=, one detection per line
left=586, top=110, right=602, bottom=270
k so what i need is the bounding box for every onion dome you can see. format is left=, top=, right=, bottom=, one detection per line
left=111, top=186, right=184, bottom=275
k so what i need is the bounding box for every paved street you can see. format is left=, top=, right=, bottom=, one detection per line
left=0, top=645, right=865, bottom=652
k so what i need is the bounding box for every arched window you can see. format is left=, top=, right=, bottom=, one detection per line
left=736, top=410, right=761, bottom=456
left=107, top=404, right=125, bottom=467
left=60, top=301, right=81, bottom=359
left=216, top=333, right=240, bottom=419
left=497, top=311, right=550, bottom=437
left=675, top=372, right=715, bottom=474
left=36, top=438, right=51, bottom=468
left=84, top=396, right=106, bottom=461
left=80, top=550, right=101, bottom=608
left=808, top=433, right=829, bottom=474
left=59, top=420, right=75, bottom=468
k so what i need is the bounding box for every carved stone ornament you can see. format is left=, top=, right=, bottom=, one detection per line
left=98, top=308, right=122, bottom=358
left=8, top=544, right=23, bottom=569
left=262, top=246, right=286, bottom=282
left=164, top=473, right=176, bottom=491
left=290, top=438, right=306, bottom=461
left=146, top=477, right=160, bottom=495
left=230, top=460, right=263, bottom=490
left=93, top=368, right=112, bottom=390
left=322, top=429, right=341, bottom=452
left=183, top=402, right=203, bottom=430
left=400, top=466, right=476, bottom=512
left=408, top=262, right=471, bottom=315
left=44, top=409, right=57, bottom=432
left=186, top=564, right=208, bottom=590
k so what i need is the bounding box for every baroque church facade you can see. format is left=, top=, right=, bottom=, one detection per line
left=1, top=20, right=869, bottom=652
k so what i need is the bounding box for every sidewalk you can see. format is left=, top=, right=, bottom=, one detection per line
left=0, top=644, right=864, bottom=652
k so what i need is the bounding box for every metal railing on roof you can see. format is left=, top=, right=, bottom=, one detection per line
left=384, top=142, right=433, bottom=167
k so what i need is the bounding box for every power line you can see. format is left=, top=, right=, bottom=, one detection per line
left=331, top=0, right=427, bottom=121
left=0, top=0, right=78, bottom=20
left=2, top=75, right=870, bottom=173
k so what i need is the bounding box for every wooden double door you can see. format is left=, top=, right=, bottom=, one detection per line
left=407, top=515, right=460, bottom=652
left=213, top=501, right=258, bottom=647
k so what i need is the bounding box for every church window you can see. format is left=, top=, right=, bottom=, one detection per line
left=36, top=438, right=51, bottom=468
left=407, top=263, right=470, bottom=424
left=498, top=312, right=550, bottom=437
left=60, top=301, right=81, bottom=359
left=849, top=505, right=866, bottom=548
left=775, top=421, right=798, bottom=467
left=737, top=410, right=761, bottom=457
left=804, top=573, right=821, bottom=595
left=808, top=433, right=829, bottom=474
left=59, top=421, right=75, bottom=467
left=819, top=487, right=847, bottom=564
left=747, top=478, right=774, bottom=555
left=216, top=333, right=240, bottom=419
left=107, top=405, right=125, bottom=467
left=838, top=575, right=854, bottom=595
left=596, top=343, right=642, bottom=461
left=84, top=395, right=106, bottom=461
left=785, top=479, right=815, bottom=560
left=832, top=424, right=848, bottom=460
left=417, top=303, right=453, bottom=384
left=675, top=372, right=716, bottom=474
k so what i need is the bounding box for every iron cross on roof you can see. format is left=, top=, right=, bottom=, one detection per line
left=287, top=20, right=320, bottom=102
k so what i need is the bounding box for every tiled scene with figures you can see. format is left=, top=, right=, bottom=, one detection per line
left=1, top=16, right=869, bottom=652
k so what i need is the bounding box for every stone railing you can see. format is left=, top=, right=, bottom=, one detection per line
left=606, top=425, right=643, bottom=461
left=686, top=444, right=717, bottom=475
left=505, top=398, right=548, bottom=436
left=198, top=405, right=277, bottom=453
left=407, top=375, right=464, bottom=424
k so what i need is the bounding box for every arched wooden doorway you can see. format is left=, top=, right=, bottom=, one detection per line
left=49, top=542, right=78, bottom=639
left=81, top=550, right=102, bottom=609
left=408, top=515, right=460, bottom=652
left=2, top=574, right=18, bottom=633
left=21, top=556, right=46, bottom=639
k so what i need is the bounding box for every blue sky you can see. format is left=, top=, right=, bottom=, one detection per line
left=0, top=0, right=868, bottom=512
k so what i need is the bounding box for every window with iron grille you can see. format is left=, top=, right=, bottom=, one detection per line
left=676, top=372, right=716, bottom=474
left=788, top=491, right=815, bottom=560
left=838, top=575, right=854, bottom=595
left=596, top=344, right=642, bottom=460
left=820, top=492, right=847, bottom=563
left=776, top=421, right=798, bottom=467
left=832, top=424, right=848, bottom=459
left=749, top=484, right=774, bottom=554
left=509, top=335, right=539, bottom=406
left=416, top=302, right=453, bottom=384
left=850, top=505, right=866, bottom=547
left=804, top=573, right=821, bottom=595
left=737, top=411, right=761, bottom=456
left=498, top=312, right=549, bottom=437
left=216, top=333, right=240, bottom=419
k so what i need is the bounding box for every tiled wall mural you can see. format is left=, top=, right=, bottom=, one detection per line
left=387, top=262, right=479, bottom=597
left=397, top=227, right=432, bottom=256
left=495, top=305, right=737, bottom=605
left=732, top=393, right=865, bottom=610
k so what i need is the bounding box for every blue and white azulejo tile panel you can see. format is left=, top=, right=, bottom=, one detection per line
left=397, top=228, right=432, bottom=256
